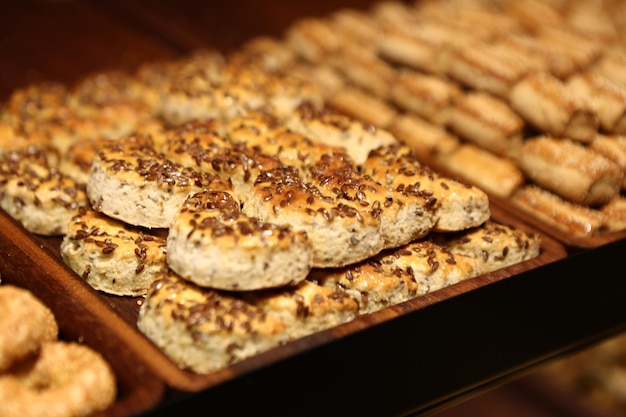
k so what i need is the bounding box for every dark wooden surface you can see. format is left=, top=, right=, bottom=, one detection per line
left=1, top=2, right=626, bottom=416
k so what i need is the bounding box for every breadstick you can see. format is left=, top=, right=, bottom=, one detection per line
left=517, top=135, right=623, bottom=206
left=589, top=134, right=626, bottom=189
left=387, top=114, right=460, bottom=164
left=372, top=4, right=472, bottom=75
left=497, top=32, right=579, bottom=80
left=511, top=184, right=607, bottom=237
left=437, top=143, right=525, bottom=199
left=534, top=25, right=603, bottom=72
left=284, top=17, right=343, bottom=63
left=325, top=45, right=398, bottom=100
left=330, top=7, right=380, bottom=45
left=567, top=72, right=626, bottom=134
left=326, top=86, right=398, bottom=128
left=510, top=72, right=599, bottom=143
left=591, top=51, right=626, bottom=88
left=444, top=40, right=537, bottom=99
left=390, top=69, right=463, bottom=126
left=446, top=91, right=525, bottom=159
left=599, top=195, right=626, bottom=233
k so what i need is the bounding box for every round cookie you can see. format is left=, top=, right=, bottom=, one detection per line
left=167, top=190, right=312, bottom=291
left=87, top=133, right=232, bottom=228
left=0, top=146, right=87, bottom=236
left=362, top=143, right=491, bottom=232
left=137, top=271, right=288, bottom=374
left=61, top=207, right=168, bottom=296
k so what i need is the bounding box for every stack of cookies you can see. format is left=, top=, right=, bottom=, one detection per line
left=0, top=3, right=546, bottom=374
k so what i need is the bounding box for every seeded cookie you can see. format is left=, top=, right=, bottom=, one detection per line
left=362, top=143, right=491, bottom=232
left=224, top=111, right=439, bottom=252
left=310, top=239, right=477, bottom=315
left=167, top=190, right=312, bottom=291
left=61, top=207, right=168, bottom=296
left=430, top=219, right=542, bottom=276
left=137, top=271, right=288, bottom=374
left=0, top=146, right=87, bottom=236
left=242, top=279, right=359, bottom=340
left=87, top=133, right=232, bottom=228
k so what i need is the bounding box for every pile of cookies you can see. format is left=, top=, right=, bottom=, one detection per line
left=255, top=0, right=626, bottom=239
left=0, top=3, right=545, bottom=374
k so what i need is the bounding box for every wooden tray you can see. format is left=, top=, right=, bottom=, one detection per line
left=0, top=201, right=567, bottom=416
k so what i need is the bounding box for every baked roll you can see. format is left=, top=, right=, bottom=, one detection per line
left=567, top=72, right=626, bottom=134
left=444, top=40, right=536, bottom=99
left=326, top=86, right=398, bottom=128
left=138, top=271, right=359, bottom=374
left=137, top=272, right=289, bottom=374
left=437, top=143, right=525, bottom=199
left=446, top=91, right=525, bottom=159
left=0, top=146, right=87, bottom=236
left=310, top=239, right=477, bottom=315
left=599, top=195, right=626, bottom=233
left=511, top=184, right=607, bottom=237
left=390, top=69, right=463, bottom=126
left=388, top=114, right=460, bottom=164
left=284, top=103, right=398, bottom=166
left=517, top=135, right=623, bottom=206
left=430, top=219, right=541, bottom=276
left=510, top=72, right=599, bottom=143
left=589, top=134, right=626, bottom=189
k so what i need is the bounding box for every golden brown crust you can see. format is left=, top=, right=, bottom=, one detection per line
left=285, top=103, right=398, bottom=166
left=510, top=72, right=599, bottom=143
left=311, top=239, right=477, bottom=315
left=430, top=219, right=542, bottom=276
left=387, top=114, right=460, bottom=164
left=242, top=279, right=359, bottom=339
left=390, top=69, right=463, bottom=126
left=0, top=146, right=87, bottom=236
left=437, top=143, right=525, bottom=199
left=567, top=72, right=626, bottom=134
left=446, top=91, right=525, bottom=159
